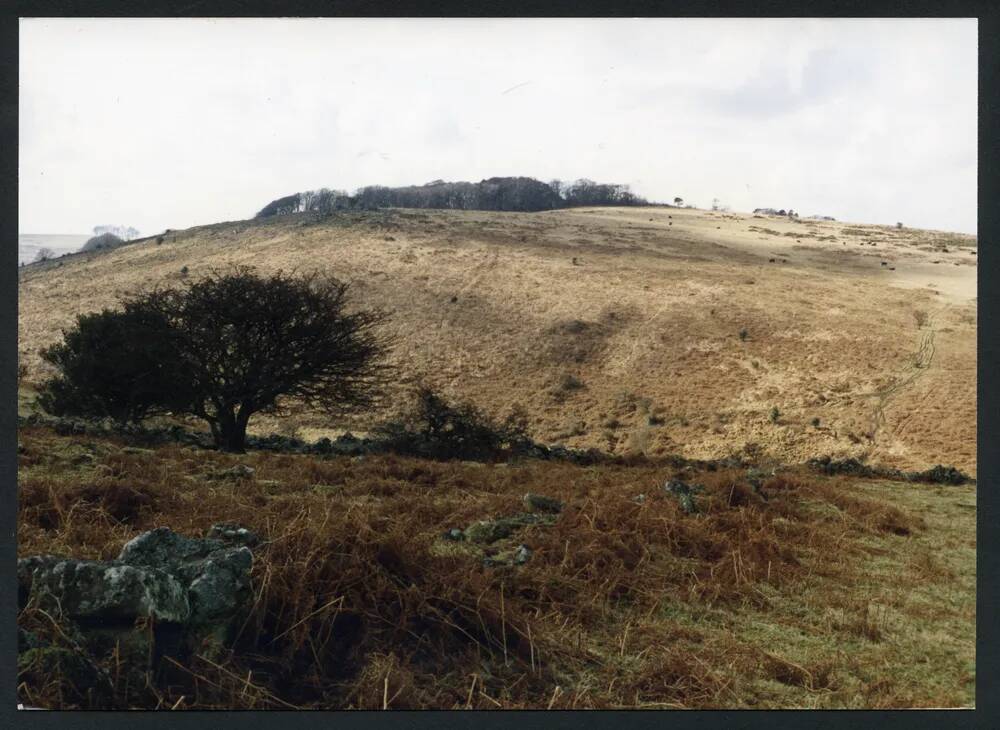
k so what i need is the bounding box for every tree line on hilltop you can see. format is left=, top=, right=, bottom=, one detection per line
left=255, top=176, right=654, bottom=218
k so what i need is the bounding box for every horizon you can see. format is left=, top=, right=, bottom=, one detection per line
left=20, top=18, right=977, bottom=236
left=18, top=186, right=977, bottom=239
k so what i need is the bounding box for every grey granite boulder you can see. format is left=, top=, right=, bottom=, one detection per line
left=29, top=559, right=189, bottom=623
left=18, top=524, right=260, bottom=665
left=117, top=525, right=256, bottom=625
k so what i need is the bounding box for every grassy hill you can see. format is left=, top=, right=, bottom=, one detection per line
left=18, top=205, right=977, bottom=474
left=16, top=205, right=977, bottom=709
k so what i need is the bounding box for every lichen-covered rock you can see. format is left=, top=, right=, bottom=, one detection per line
left=119, top=527, right=226, bottom=575
left=18, top=555, right=62, bottom=609
left=464, top=513, right=555, bottom=544
left=522, top=493, right=563, bottom=514
left=513, top=544, right=532, bottom=565
left=465, top=520, right=517, bottom=544
left=664, top=479, right=704, bottom=514
left=118, top=526, right=254, bottom=625
left=19, top=524, right=259, bottom=666
left=28, top=559, right=190, bottom=623
left=483, top=544, right=533, bottom=568
left=222, top=464, right=255, bottom=480
left=186, top=547, right=253, bottom=623
left=206, top=522, right=261, bottom=547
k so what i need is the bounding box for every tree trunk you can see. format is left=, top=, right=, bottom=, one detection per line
left=215, top=411, right=248, bottom=453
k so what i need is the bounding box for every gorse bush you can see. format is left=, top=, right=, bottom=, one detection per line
left=373, top=387, right=533, bottom=462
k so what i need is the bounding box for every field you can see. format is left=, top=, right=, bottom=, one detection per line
left=16, top=205, right=977, bottom=709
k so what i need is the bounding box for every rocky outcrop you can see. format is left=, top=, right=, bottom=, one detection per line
left=18, top=524, right=260, bottom=667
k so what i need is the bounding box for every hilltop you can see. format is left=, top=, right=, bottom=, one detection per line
left=17, top=205, right=977, bottom=474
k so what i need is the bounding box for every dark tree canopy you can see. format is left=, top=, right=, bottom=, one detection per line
left=38, top=307, right=193, bottom=424
left=256, top=176, right=650, bottom=218
left=38, top=268, right=393, bottom=452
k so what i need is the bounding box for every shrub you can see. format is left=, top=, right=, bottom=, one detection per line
left=811, top=417, right=821, bottom=428
left=373, top=387, right=532, bottom=462
left=739, top=328, right=749, bottom=341
left=80, top=233, right=125, bottom=253
left=769, top=407, right=781, bottom=424
left=559, top=374, right=584, bottom=392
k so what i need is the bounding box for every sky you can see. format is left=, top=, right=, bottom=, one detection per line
left=19, top=18, right=978, bottom=236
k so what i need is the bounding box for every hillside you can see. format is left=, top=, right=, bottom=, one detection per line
left=17, top=206, right=977, bottom=474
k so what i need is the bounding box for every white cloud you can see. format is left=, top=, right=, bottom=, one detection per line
left=20, top=17, right=976, bottom=235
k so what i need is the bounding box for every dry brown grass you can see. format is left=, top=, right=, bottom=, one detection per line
left=17, top=206, right=976, bottom=474
left=16, top=426, right=975, bottom=709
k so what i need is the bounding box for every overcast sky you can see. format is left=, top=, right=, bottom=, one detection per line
left=20, top=17, right=977, bottom=236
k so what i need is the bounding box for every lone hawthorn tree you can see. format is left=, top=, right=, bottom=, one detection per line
left=39, top=267, right=393, bottom=452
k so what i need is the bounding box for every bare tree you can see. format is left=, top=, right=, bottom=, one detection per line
left=33, top=247, right=55, bottom=263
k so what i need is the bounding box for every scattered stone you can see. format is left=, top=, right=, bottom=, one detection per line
left=257, top=479, right=283, bottom=493
left=211, top=464, right=255, bottom=481
left=483, top=543, right=533, bottom=568
left=443, top=528, right=465, bottom=541
left=807, top=456, right=971, bottom=485
left=663, top=479, right=704, bottom=514
left=206, top=522, right=261, bottom=547
left=465, top=520, right=517, bottom=544
left=632, top=494, right=646, bottom=505
left=911, top=464, right=969, bottom=486
left=522, top=493, right=563, bottom=514
left=121, top=446, right=155, bottom=455
left=745, top=468, right=774, bottom=501
left=464, top=513, right=555, bottom=544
